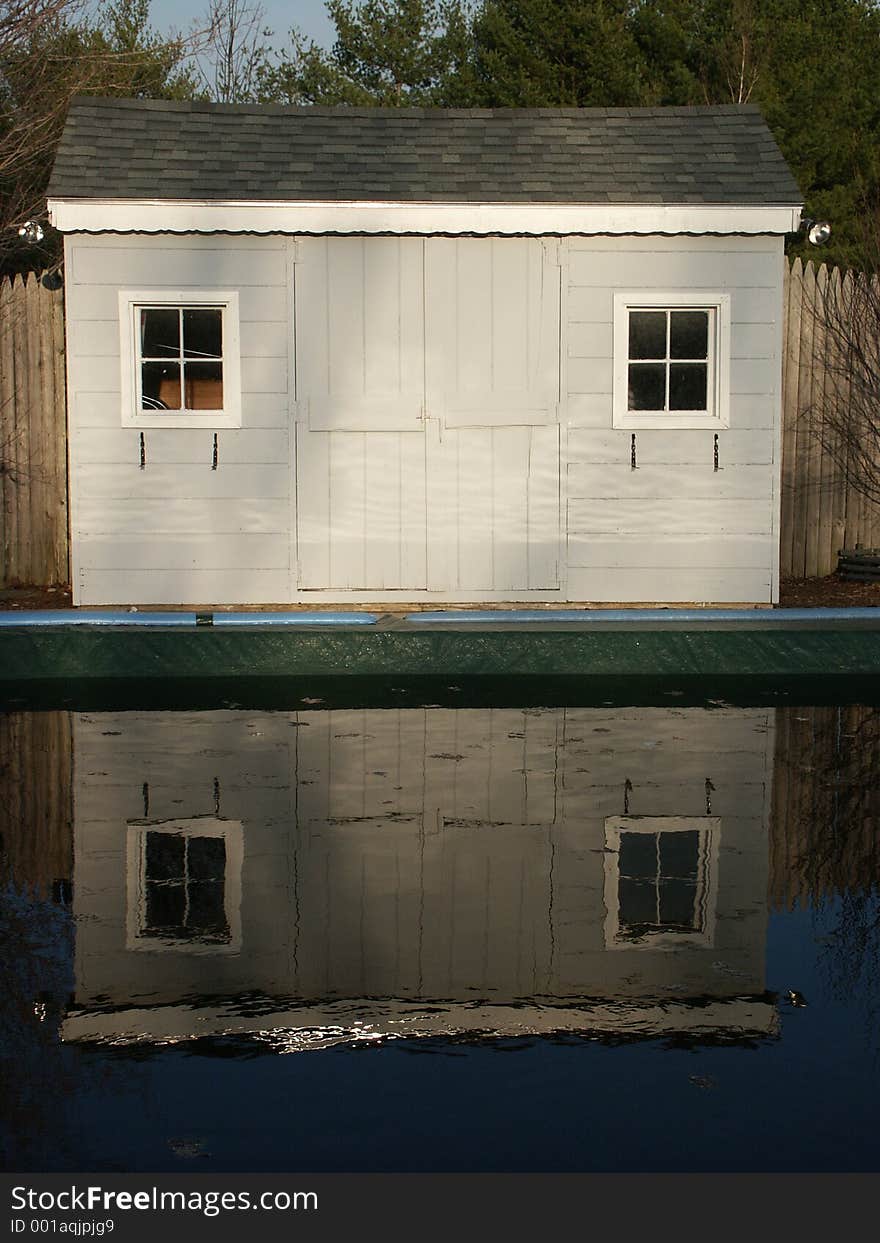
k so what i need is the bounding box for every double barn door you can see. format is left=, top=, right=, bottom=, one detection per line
left=294, top=236, right=561, bottom=595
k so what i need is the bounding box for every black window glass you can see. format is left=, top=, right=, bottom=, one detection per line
left=669, top=364, right=707, bottom=410
left=141, top=361, right=181, bottom=410
left=659, top=830, right=700, bottom=878
left=628, top=364, right=665, bottom=411
left=145, top=831, right=185, bottom=880
left=629, top=311, right=666, bottom=359
left=619, top=831, right=656, bottom=877
left=145, top=880, right=186, bottom=933
left=187, top=880, right=229, bottom=937
left=188, top=836, right=226, bottom=881
left=141, top=308, right=179, bottom=358
left=658, top=878, right=699, bottom=930
left=183, top=309, right=222, bottom=359
left=618, top=877, right=657, bottom=929
left=670, top=311, right=709, bottom=359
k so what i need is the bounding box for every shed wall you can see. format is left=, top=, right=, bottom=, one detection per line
left=64, top=232, right=783, bottom=605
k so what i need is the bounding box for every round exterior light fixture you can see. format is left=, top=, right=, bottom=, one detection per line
left=805, top=219, right=832, bottom=246
left=17, top=220, right=44, bottom=244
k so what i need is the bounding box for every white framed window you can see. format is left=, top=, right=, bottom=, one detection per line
left=613, top=291, right=730, bottom=429
left=119, top=289, right=241, bottom=428
left=603, top=816, right=720, bottom=950
left=125, top=818, right=243, bottom=954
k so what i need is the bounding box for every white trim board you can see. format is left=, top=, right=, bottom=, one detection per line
left=48, top=199, right=802, bottom=237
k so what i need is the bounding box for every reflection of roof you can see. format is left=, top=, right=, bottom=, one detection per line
left=62, top=995, right=780, bottom=1049
left=48, top=98, right=802, bottom=206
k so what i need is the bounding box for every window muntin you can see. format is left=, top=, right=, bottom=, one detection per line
left=627, top=309, right=710, bottom=414
left=125, top=818, right=243, bottom=954
left=139, top=306, right=224, bottom=413
left=603, top=816, right=720, bottom=949
left=119, top=290, right=241, bottom=428
left=613, top=292, right=729, bottom=429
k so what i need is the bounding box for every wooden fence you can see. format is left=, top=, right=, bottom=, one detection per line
left=1, top=262, right=878, bottom=588
left=782, top=259, right=880, bottom=577
left=0, top=274, right=68, bottom=588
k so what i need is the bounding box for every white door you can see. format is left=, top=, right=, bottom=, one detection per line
left=293, top=236, right=561, bottom=595
left=425, top=237, right=561, bottom=592
left=294, top=237, right=428, bottom=590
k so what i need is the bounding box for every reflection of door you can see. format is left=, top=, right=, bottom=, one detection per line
left=294, top=236, right=561, bottom=594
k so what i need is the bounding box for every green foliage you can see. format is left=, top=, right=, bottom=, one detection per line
left=258, top=0, right=474, bottom=106
left=0, top=0, right=199, bottom=275
left=470, top=0, right=649, bottom=107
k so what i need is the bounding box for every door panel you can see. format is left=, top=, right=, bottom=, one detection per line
left=425, top=237, right=560, bottom=427
left=294, top=236, right=561, bottom=595
left=295, top=237, right=428, bottom=590
left=441, top=425, right=560, bottom=591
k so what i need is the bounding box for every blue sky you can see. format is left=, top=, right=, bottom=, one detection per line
left=146, top=1, right=336, bottom=51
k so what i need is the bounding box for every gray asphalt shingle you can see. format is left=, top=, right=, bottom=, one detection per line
left=47, top=97, right=802, bottom=206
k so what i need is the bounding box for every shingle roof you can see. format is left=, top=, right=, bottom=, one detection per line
left=47, top=97, right=802, bottom=206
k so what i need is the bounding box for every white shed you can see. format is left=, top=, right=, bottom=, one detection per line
left=47, top=99, right=802, bottom=607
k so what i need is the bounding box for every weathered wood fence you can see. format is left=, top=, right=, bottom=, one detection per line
left=1, top=262, right=878, bottom=588
left=0, top=274, right=68, bottom=588
left=781, top=259, right=880, bottom=578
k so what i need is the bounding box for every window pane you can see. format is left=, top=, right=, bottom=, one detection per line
left=141, top=308, right=179, bottom=358
left=184, top=362, right=223, bottom=410
left=145, top=831, right=185, bottom=881
left=629, top=311, right=666, bottom=359
left=144, top=881, right=185, bottom=933
left=658, top=830, right=700, bottom=879
left=619, top=831, right=657, bottom=879
left=669, top=363, right=707, bottom=410
left=658, top=878, right=699, bottom=930
left=187, top=880, right=229, bottom=938
left=628, top=363, right=666, bottom=411
left=142, top=362, right=181, bottom=410
left=618, top=877, right=657, bottom=928
left=670, top=311, right=709, bottom=359
left=187, top=836, right=226, bottom=881
left=183, top=308, right=223, bottom=359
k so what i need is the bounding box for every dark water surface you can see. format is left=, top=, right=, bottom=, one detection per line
left=2, top=698, right=879, bottom=1172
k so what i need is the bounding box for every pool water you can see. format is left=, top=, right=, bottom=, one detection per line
left=2, top=699, right=879, bottom=1172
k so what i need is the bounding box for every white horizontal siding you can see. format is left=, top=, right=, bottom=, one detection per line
left=78, top=568, right=290, bottom=605
left=568, top=496, right=773, bottom=536
left=65, top=233, right=294, bottom=604
left=565, top=566, right=771, bottom=603
left=567, top=462, right=772, bottom=500
left=74, top=428, right=288, bottom=465
left=567, top=249, right=779, bottom=289
left=80, top=463, right=289, bottom=501
left=70, top=243, right=287, bottom=288
left=561, top=237, right=782, bottom=604
left=75, top=497, right=290, bottom=536
left=567, top=535, right=772, bottom=570
left=78, top=533, right=289, bottom=571
left=568, top=428, right=774, bottom=465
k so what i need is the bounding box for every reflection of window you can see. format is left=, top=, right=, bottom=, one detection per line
left=613, top=292, right=729, bottom=429
left=126, top=819, right=242, bottom=953
left=119, top=290, right=241, bottom=429
left=141, top=830, right=228, bottom=943
left=604, top=816, right=719, bottom=949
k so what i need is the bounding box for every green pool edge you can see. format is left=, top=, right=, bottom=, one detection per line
left=1, top=624, right=879, bottom=680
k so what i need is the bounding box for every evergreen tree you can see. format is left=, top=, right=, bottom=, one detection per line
left=259, top=0, right=473, bottom=106
left=470, top=0, right=648, bottom=107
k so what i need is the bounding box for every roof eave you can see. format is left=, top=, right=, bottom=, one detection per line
left=48, top=198, right=803, bottom=237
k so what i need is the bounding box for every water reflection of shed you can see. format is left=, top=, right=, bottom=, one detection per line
left=63, top=706, right=777, bottom=1046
